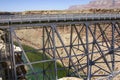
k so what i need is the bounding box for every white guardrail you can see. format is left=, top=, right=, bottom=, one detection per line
left=0, top=13, right=120, bottom=23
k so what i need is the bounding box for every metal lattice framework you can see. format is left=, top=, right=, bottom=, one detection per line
left=0, top=13, right=120, bottom=80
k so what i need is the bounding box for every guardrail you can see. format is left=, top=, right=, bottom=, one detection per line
left=0, top=13, right=120, bottom=23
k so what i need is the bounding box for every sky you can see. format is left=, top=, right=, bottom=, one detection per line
left=0, top=0, right=91, bottom=12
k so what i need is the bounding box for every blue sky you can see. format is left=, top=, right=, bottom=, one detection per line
left=0, top=0, right=91, bottom=12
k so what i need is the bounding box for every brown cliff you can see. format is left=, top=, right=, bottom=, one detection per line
left=69, top=0, right=120, bottom=10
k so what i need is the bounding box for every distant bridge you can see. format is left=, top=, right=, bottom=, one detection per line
left=0, top=13, right=120, bottom=80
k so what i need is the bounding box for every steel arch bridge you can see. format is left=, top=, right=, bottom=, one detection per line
left=0, top=13, right=120, bottom=80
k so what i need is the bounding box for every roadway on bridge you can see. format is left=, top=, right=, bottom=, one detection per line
left=0, top=13, right=120, bottom=24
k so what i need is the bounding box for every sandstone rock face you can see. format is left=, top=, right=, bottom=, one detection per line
left=69, top=0, right=120, bottom=10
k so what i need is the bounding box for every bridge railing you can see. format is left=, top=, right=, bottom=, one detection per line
left=0, top=13, right=120, bottom=23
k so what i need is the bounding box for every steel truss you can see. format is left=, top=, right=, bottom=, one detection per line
left=0, top=21, right=120, bottom=80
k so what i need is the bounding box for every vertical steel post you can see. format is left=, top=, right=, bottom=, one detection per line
left=5, top=29, right=14, bottom=79
left=85, top=23, right=91, bottom=80
left=68, top=24, right=73, bottom=76
left=10, top=27, right=17, bottom=80
left=42, top=26, right=45, bottom=80
left=111, top=22, right=115, bottom=72
left=51, top=25, right=58, bottom=80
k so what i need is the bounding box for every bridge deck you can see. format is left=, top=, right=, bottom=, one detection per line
left=0, top=13, right=120, bottom=24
